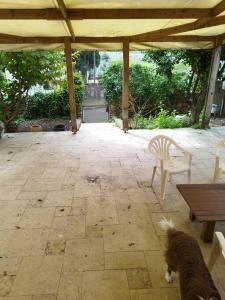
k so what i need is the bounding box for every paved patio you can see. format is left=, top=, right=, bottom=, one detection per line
left=0, top=123, right=224, bottom=299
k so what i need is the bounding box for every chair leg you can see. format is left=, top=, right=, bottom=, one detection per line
left=213, top=167, right=220, bottom=183
left=161, top=170, right=169, bottom=200
left=188, top=170, right=191, bottom=183
left=151, top=166, right=157, bottom=187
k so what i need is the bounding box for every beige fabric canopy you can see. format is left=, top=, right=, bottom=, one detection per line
left=0, top=0, right=225, bottom=50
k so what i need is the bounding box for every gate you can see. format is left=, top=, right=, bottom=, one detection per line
left=82, top=82, right=109, bottom=123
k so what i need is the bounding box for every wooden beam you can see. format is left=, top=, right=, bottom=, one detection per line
left=215, top=31, right=225, bottom=45
left=202, top=44, right=222, bottom=128
left=68, top=9, right=210, bottom=20
left=130, top=35, right=215, bottom=43
left=0, top=8, right=212, bottom=20
left=122, top=37, right=129, bottom=132
left=212, top=0, right=225, bottom=16
left=0, top=33, right=64, bottom=43
left=0, top=33, right=216, bottom=44
left=56, top=0, right=75, bottom=41
left=132, top=1, right=225, bottom=40
left=0, top=9, right=60, bottom=20
left=76, top=35, right=215, bottom=43
left=64, top=37, right=77, bottom=133
left=0, top=1, right=224, bottom=21
left=132, top=15, right=225, bottom=40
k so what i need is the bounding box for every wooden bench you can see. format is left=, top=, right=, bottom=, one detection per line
left=177, top=184, right=225, bottom=243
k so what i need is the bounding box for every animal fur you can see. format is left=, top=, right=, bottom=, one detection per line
left=159, top=217, right=221, bottom=300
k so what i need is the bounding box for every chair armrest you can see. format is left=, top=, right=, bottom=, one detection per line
left=216, top=146, right=221, bottom=157
left=185, top=151, right=192, bottom=166
left=178, top=145, right=192, bottom=155
left=215, top=142, right=223, bottom=168
left=215, top=139, right=225, bottom=157
left=176, top=145, right=192, bottom=166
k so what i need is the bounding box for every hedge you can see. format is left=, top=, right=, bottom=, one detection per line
left=23, top=72, right=85, bottom=119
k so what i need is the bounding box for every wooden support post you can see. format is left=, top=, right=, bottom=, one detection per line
left=64, top=37, right=77, bottom=133
left=202, top=44, right=222, bottom=128
left=122, top=37, right=129, bottom=132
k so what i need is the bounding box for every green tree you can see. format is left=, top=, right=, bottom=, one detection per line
left=75, top=51, right=100, bottom=81
left=101, top=62, right=183, bottom=117
left=143, top=51, right=183, bottom=81
left=23, top=73, right=85, bottom=120
left=101, top=62, right=123, bottom=117
left=143, top=48, right=225, bottom=125
left=0, top=51, right=64, bottom=131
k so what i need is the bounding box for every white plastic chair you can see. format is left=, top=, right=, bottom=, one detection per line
left=213, top=139, right=225, bottom=183
left=208, top=232, right=225, bottom=271
left=148, top=135, right=192, bottom=200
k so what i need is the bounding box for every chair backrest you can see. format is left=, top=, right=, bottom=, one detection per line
left=148, top=135, right=177, bottom=160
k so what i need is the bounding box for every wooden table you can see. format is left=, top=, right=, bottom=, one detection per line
left=177, top=184, right=225, bottom=243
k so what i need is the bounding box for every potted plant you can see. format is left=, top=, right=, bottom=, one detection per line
left=30, top=124, right=42, bottom=132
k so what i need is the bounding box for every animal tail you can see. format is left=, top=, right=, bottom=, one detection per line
left=159, top=217, right=175, bottom=231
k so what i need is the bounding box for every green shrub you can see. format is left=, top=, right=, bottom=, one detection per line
left=130, top=114, right=157, bottom=129
left=23, top=72, right=85, bottom=120
left=101, top=62, right=188, bottom=119
left=101, top=62, right=168, bottom=118
left=156, top=110, right=181, bottom=129
left=192, top=123, right=201, bottom=129
left=131, top=110, right=189, bottom=129
left=101, top=62, right=123, bottom=117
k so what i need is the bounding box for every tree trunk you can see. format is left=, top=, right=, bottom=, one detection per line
left=187, top=70, right=195, bottom=99
left=189, top=75, right=207, bottom=125
left=2, top=104, right=21, bottom=133
left=191, top=92, right=205, bottom=125
left=3, top=120, right=11, bottom=133
left=202, top=45, right=221, bottom=128
left=191, top=105, right=200, bottom=125
left=192, top=77, right=199, bottom=97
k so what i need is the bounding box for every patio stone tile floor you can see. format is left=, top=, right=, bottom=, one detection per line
left=0, top=123, right=224, bottom=299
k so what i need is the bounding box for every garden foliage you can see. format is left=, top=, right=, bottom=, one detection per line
left=101, top=61, right=188, bottom=119
left=143, top=49, right=225, bottom=127
left=23, top=73, right=85, bottom=119
left=0, top=51, right=64, bottom=131
left=130, top=110, right=190, bottom=129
